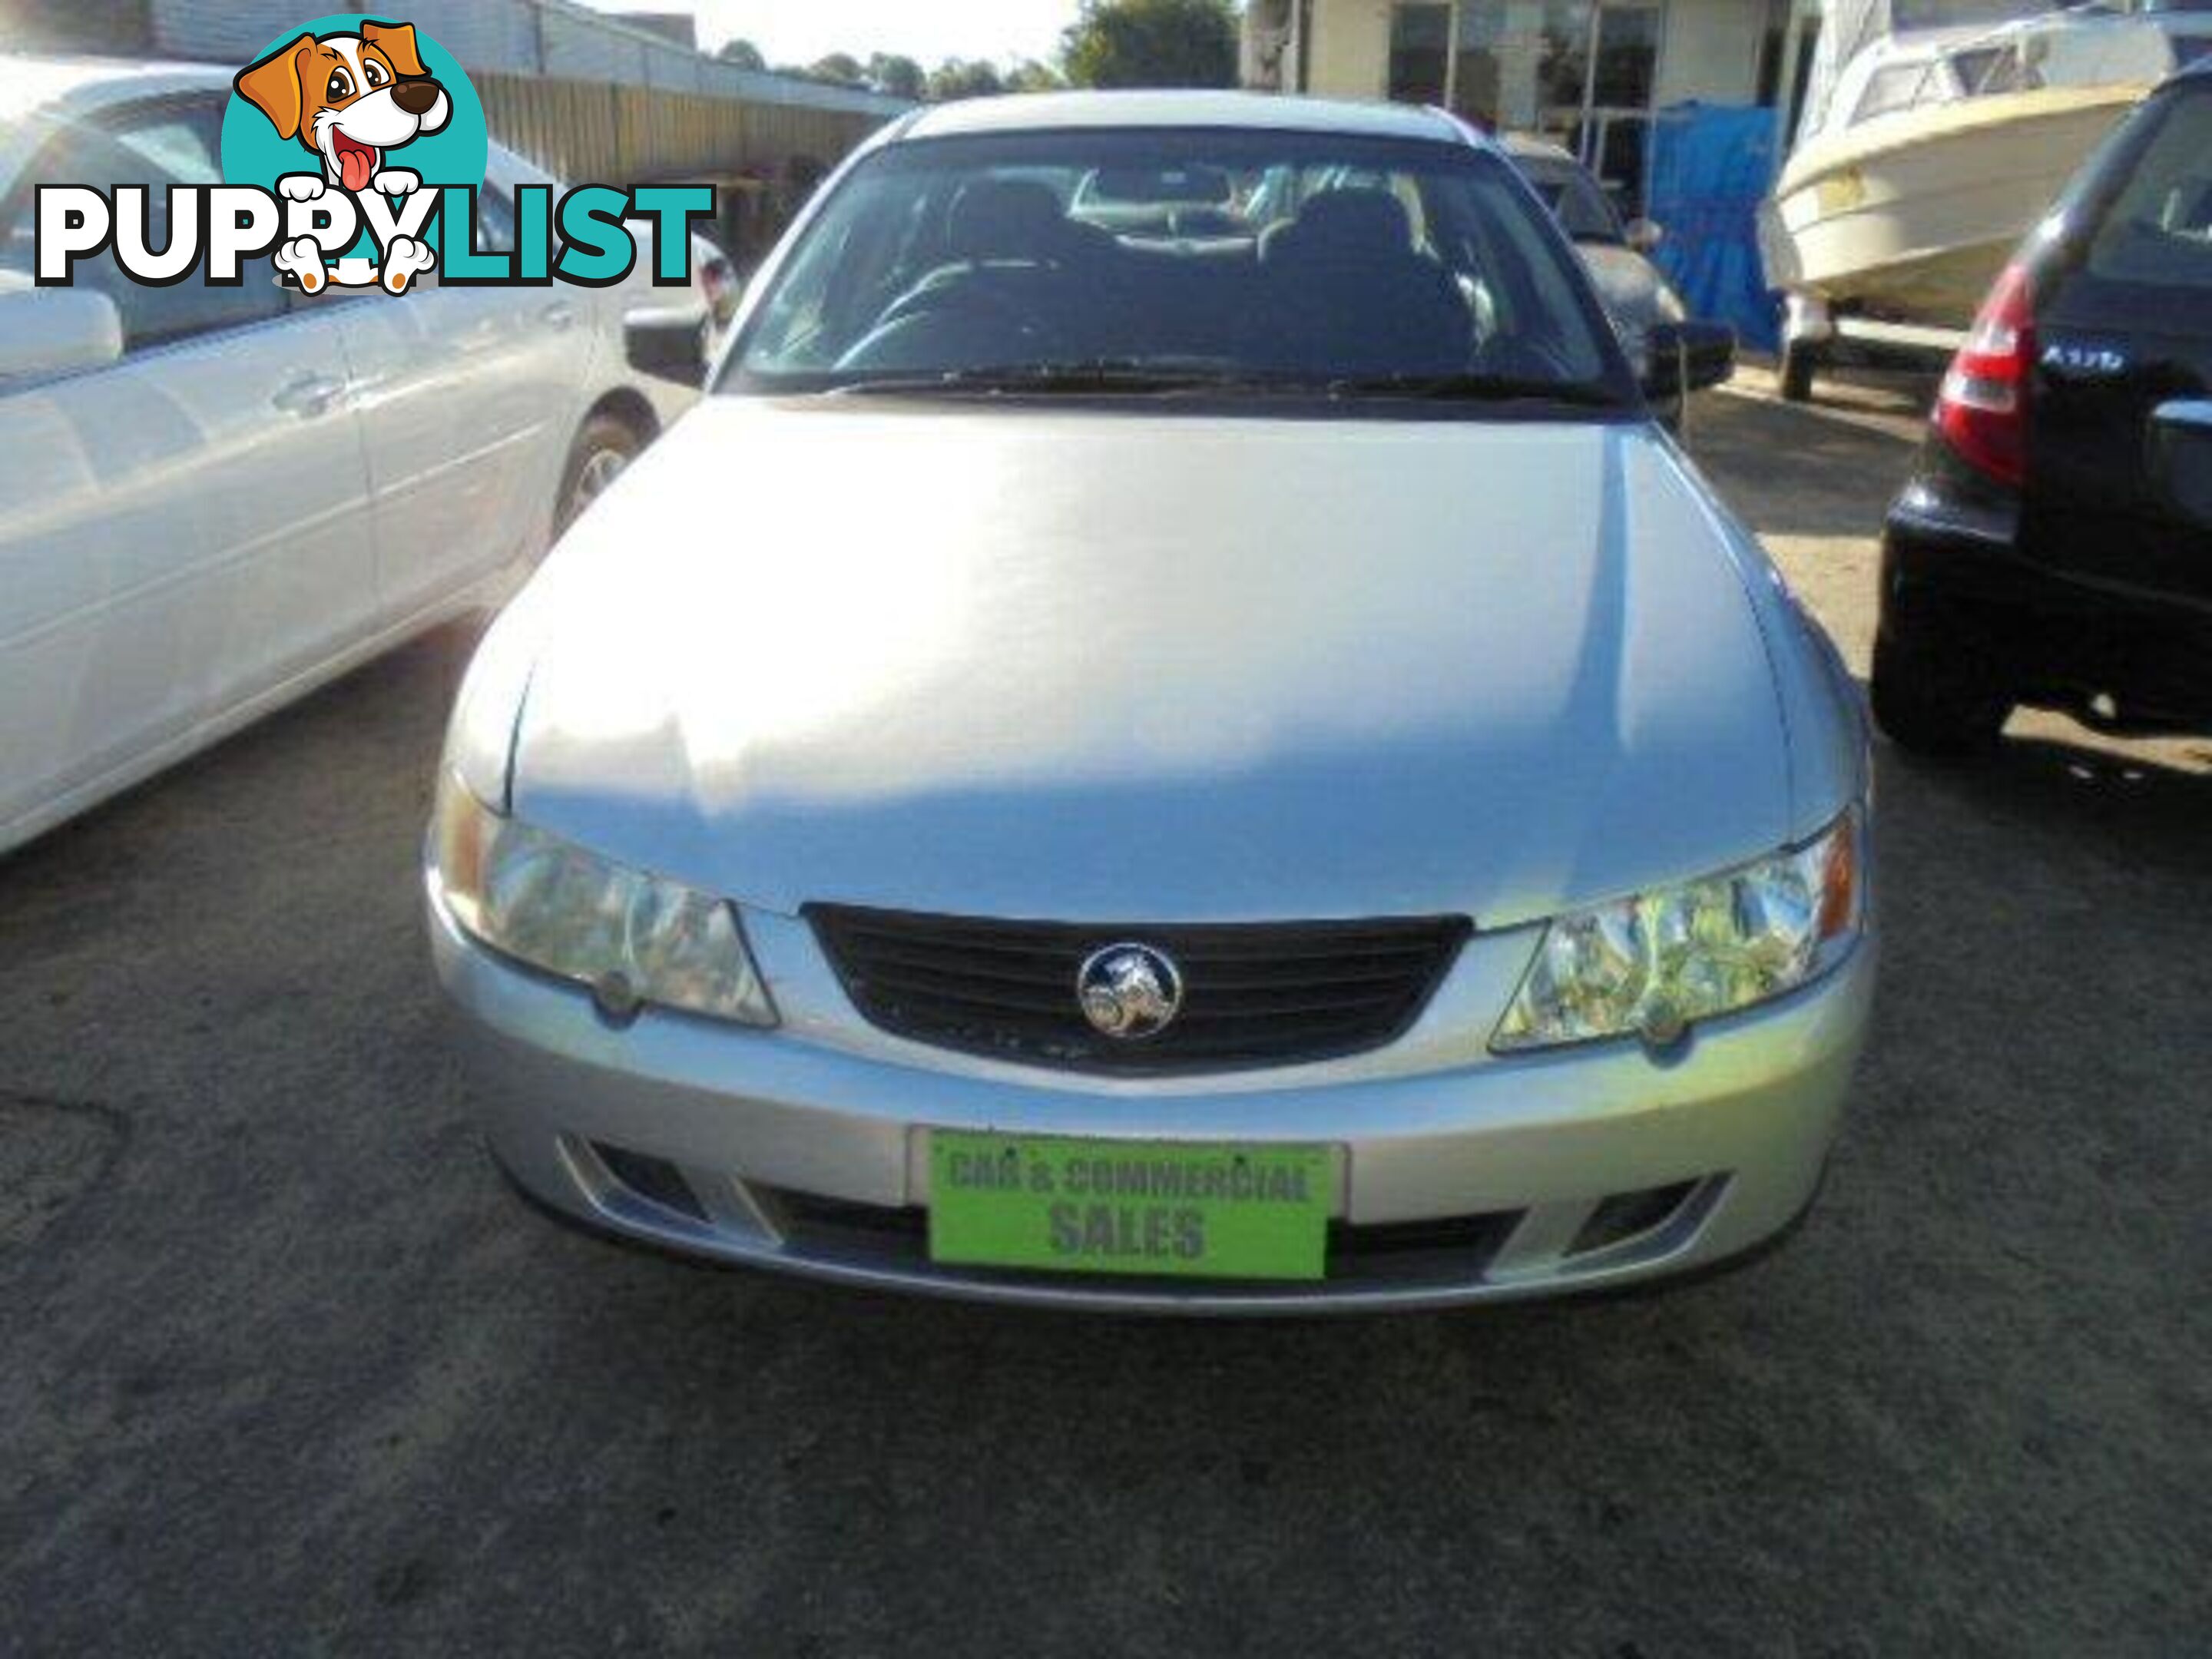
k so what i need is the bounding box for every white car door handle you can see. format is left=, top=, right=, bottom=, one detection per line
left=272, top=374, right=346, bottom=418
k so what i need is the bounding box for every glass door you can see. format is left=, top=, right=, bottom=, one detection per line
left=1389, top=3, right=1453, bottom=105
left=1393, top=0, right=1667, bottom=211
left=1542, top=0, right=1664, bottom=216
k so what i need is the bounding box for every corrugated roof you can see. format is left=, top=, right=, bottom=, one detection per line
left=140, top=0, right=913, bottom=118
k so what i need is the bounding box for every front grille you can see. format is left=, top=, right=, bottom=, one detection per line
left=807, top=906, right=1470, bottom=1074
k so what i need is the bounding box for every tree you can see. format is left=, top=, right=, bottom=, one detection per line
left=1005, top=58, right=1068, bottom=94
left=808, top=52, right=868, bottom=87
left=868, top=53, right=927, bottom=101
left=926, top=58, right=1005, bottom=101
left=1061, top=0, right=1238, bottom=89
left=715, top=38, right=765, bottom=70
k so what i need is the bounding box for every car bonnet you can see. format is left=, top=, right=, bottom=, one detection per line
left=498, top=399, right=1802, bottom=929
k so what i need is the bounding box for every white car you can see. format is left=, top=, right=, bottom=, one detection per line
left=0, top=56, right=707, bottom=854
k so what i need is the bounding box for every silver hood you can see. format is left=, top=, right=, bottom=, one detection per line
left=496, top=399, right=1806, bottom=929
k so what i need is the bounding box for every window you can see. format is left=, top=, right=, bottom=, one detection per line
left=1948, top=47, right=2040, bottom=96
left=1589, top=4, right=1660, bottom=109
left=1518, top=157, right=1624, bottom=242
left=2084, top=92, right=2212, bottom=292
left=1852, top=61, right=1952, bottom=124
left=1389, top=3, right=1452, bottom=104
left=1590, top=117, right=1648, bottom=211
left=733, top=130, right=1628, bottom=409
left=477, top=184, right=518, bottom=253
left=1535, top=1, right=1600, bottom=113
left=0, top=96, right=287, bottom=356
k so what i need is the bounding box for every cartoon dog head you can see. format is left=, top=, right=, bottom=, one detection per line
left=234, top=22, right=452, bottom=194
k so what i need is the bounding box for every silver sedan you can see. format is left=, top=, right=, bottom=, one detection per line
left=427, top=91, right=1874, bottom=1313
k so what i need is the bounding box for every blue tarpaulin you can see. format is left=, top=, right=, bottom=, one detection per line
left=1645, top=103, right=1783, bottom=353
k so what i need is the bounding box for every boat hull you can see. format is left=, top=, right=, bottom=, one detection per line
left=1763, top=84, right=2148, bottom=325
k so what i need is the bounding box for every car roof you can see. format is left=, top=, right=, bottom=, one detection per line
left=0, top=51, right=543, bottom=180
left=1499, top=133, right=1579, bottom=166
left=0, top=52, right=227, bottom=122
left=898, top=91, right=1475, bottom=147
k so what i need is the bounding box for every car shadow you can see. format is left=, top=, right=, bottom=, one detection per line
left=7, top=595, right=2209, bottom=1647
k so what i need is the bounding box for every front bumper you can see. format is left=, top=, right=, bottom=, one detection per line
left=431, top=893, right=1875, bottom=1315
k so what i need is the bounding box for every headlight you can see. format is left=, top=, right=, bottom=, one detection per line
left=432, top=775, right=777, bottom=1028
left=1493, top=811, right=1863, bottom=1053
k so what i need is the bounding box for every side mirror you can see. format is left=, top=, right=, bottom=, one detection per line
left=2151, top=400, right=2212, bottom=530
left=690, top=233, right=743, bottom=328
left=1642, top=320, right=1737, bottom=400
left=626, top=305, right=710, bottom=389
left=0, top=283, right=124, bottom=382
left=709, top=273, right=742, bottom=330
left=1624, top=218, right=1665, bottom=254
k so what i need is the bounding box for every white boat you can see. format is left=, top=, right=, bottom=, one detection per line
left=1761, top=1, right=2212, bottom=389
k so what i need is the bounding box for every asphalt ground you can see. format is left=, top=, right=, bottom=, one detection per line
left=2, top=373, right=2207, bottom=1656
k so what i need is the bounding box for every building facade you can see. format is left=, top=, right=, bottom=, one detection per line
left=1246, top=0, right=1818, bottom=210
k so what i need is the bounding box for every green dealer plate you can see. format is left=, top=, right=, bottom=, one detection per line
left=928, top=1131, right=1335, bottom=1282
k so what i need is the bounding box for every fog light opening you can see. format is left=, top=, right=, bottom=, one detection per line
left=591, top=1142, right=707, bottom=1224
left=1570, top=1181, right=1700, bottom=1257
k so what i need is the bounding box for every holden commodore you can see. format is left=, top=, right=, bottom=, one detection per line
left=428, top=93, right=1875, bottom=1313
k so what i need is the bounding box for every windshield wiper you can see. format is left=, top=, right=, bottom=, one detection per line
left=830, top=359, right=1264, bottom=397
left=822, top=363, right=1624, bottom=409
left=1323, top=372, right=1624, bottom=408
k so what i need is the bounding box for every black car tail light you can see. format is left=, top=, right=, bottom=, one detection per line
left=1934, top=263, right=2036, bottom=488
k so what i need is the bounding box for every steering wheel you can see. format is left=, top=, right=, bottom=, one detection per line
left=875, top=267, right=1061, bottom=346
left=838, top=285, right=1061, bottom=373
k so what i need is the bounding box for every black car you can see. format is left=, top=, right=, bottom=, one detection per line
left=1873, top=61, right=2212, bottom=754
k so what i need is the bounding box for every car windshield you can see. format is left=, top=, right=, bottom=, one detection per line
left=1515, top=157, right=1624, bottom=244
left=728, top=128, right=1628, bottom=409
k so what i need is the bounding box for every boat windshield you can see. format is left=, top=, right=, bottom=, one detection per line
left=1800, top=0, right=2068, bottom=140
left=1850, top=58, right=1959, bottom=123
left=1833, top=2, right=2194, bottom=134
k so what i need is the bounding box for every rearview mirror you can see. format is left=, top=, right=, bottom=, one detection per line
left=1624, top=218, right=1665, bottom=254
left=1641, top=320, right=1737, bottom=400
left=626, top=304, right=710, bottom=389
left=2151, top=400, right=2212, bottom=530
left=0, top=283, right=123, bottom=382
